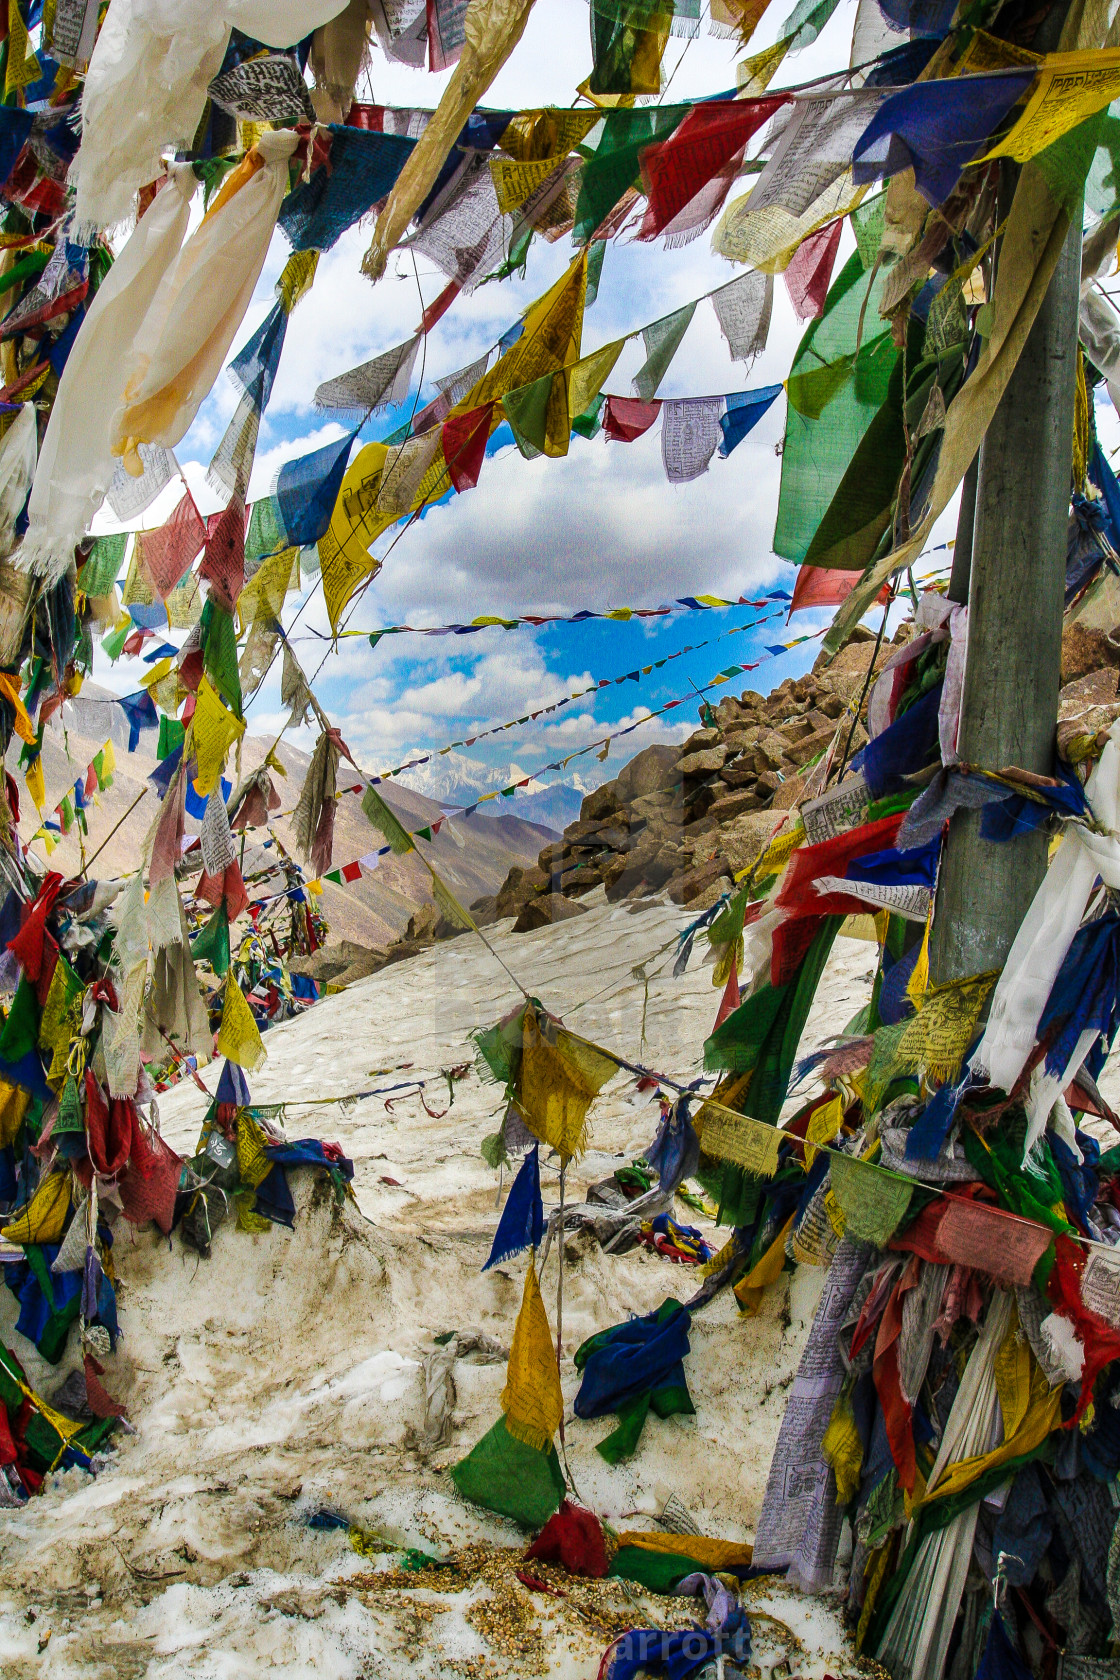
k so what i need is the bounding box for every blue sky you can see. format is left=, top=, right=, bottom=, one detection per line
left=88, top=0, right=962, bottom=799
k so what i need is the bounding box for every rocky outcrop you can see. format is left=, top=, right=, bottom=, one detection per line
left=484, top=629, right=894, bottom=929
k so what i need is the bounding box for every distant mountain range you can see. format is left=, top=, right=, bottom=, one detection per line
left=392, top=748, right=600, bottom=834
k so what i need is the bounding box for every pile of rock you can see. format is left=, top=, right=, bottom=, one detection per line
left=475, top=630, right=892, bottom=931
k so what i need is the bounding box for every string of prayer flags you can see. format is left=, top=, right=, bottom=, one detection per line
left=695, top=1096, right=781, bottom=1176
left=500, top=1260, right=564, bottom=1451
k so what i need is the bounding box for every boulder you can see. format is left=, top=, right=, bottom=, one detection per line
left=537, top=841, right=566, bottom=872
left=680, top=727, right=723, bottom=755
left=615, top=743, right=681, bottom=801
left=667, top=857, right=732, bottom=905
left=513, top=893, right=590, bottom=932
left=771, top=771, right=809, bottom=811
left=707, top=787, right=764, bottom=822
left=580, top=781, right=621, bottom=822
left=720, top=811, right=780, bottom=874
left=405, top=903, right=439, bottom=943
left=560, top=865, right=603, bottom=895
left=1061, top=620, right=1120, bottom=686
left=784, top=724, right=839, bottom=767
left=470, top=894, right=499, bottom=927
left=753, top=733, right=787, bottom=771
left=677, top=745, right=728, bottom=776
left=494, top=863, right=550, bottom=918
left=714, top=696, right=747, bottom=728
left=719, top=763, right=759, bottom=790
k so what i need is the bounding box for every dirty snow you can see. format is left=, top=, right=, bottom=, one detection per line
left=0, top=888, right=881, bottom=1678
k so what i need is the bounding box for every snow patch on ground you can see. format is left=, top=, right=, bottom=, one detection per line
left=0, top=891, right=878, bottom=1677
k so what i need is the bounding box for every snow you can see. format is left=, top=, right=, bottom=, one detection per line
left=0, top=888, right=877, bottom=1677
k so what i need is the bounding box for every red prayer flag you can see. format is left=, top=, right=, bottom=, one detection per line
left=198, top=495, right=247, bottom=613
left=442, top=403, right=493, bottom=493
left=136, top=491, right=206, bottom=600
left=603, top=396, right=662, bottom=443
left=341, top=860, right=362, bottom=882
left=638, top=97, right=789, bottom=239
left=783, top=219, right=844, bottom=321
left=420, top=278, right=461, bottom=335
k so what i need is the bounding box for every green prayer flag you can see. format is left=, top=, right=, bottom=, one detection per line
left=157, top=715, right=185, bottom=761
left=200, top=597, right=243, bottom=719
left=502, top=373, right=555, bottom=459
left=101, top=620, right=129, bottom=663
left=705, top=917, right=840, bottom=1123
left=361, top=785, right=414, bottom=854
left=774, top=253, right=898, bottom=565
left=80, top=533, right=127, bottom=598
left=450, top=1415, right=566, bottom=1529
left=0, top=977, right=41, bottom=1064
left=574, top=105, right=689, bottom=246
left=191, top=903, right=230, bottom=976
left=245, top=497, right=285, bottom=564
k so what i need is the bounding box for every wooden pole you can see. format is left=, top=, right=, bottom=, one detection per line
left=930, top=176, right=1081, bottom=984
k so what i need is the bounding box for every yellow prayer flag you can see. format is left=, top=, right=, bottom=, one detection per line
left=277, top=249, right=319, bottom=313
left=460, top=251, right=589, bottom=413
left=515, top=1011, right=616, bottom=1160
left=994, top=1301, right=1033, bottom=1441
left=0, top=670, right=36, bottom=745
left=500, top=1259, right=563, bottom=1452
left=736, top=32, right=790, bottom=88
left=216, top=973, right=267, bottom=1072
left=319, top=441, right=393, bottom=631
left=0, top=1078, right=29, bottom=1149
left=568, top=339, right=627, bottom=421
left=237, top=545, right=297, bottom=634
left=24, top=754, right=44, bottom=813
left=139, top=656, right=175, bottom=689
left=1, top=1168, right=70, bottom=1245
left=805, top=1093, right=843, bottom=1170
left=822, top=1388, right=863, bottom=1504
left=192, top=677, right=246, bottom=796
left=490, top=154, right=564, bottom=214
left=712, top=0, right=773, bottom=46
left=734, top=1212, right=794, bottom=1315
left=981, top=48, right=1120, bottom=165
left=5, top=0, right=40, bottom=96
left=101, top=739, right=116, bottom=779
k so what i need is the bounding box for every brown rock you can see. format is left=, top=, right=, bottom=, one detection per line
left=537, top=841, right=566, bottom=872
left=405, top=903, right=439, bottom=943
left=494, top=863, right=550, bottom=918
left=720, top=812, right=781, bottom=874
left=1061, top=621, right=1120, bottom=687
left=601, top=854, right=629, bottom=889
left=715, top=696, right=747, bottom=728
left=738, top=690, right=766, bottom=711
left=754, top=733, right=787, bottom=772
left=1059, top=663, right=1120, bottom=719
left=470, top=895, right=499, bottom=928
left=513, top=893, right=590, bottom=932
left=615, top=744, right=681, bottom=800
left=776, top=717, right=813, bottom=744
left=667, top=856, right=732, bottom=905
left=707, top=787, right=764, bottom=822
left=681, top=727, right=723, bottom=754
left=580, top=781, right=621, bottom=821
left=816, top=692, right=844, bottom=719
left=755, top=769, right=784, bottom=795
left=560, top=865, right=602, bottom=895
left=630, top=789, right=686, bottom=824
left=677, top=745, right=728, bottom=776
left=719, top=763, right=758, bottom=790
left=771, top=771, right=808, bottom=810
left=784, top=724, right=839, bottom=767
